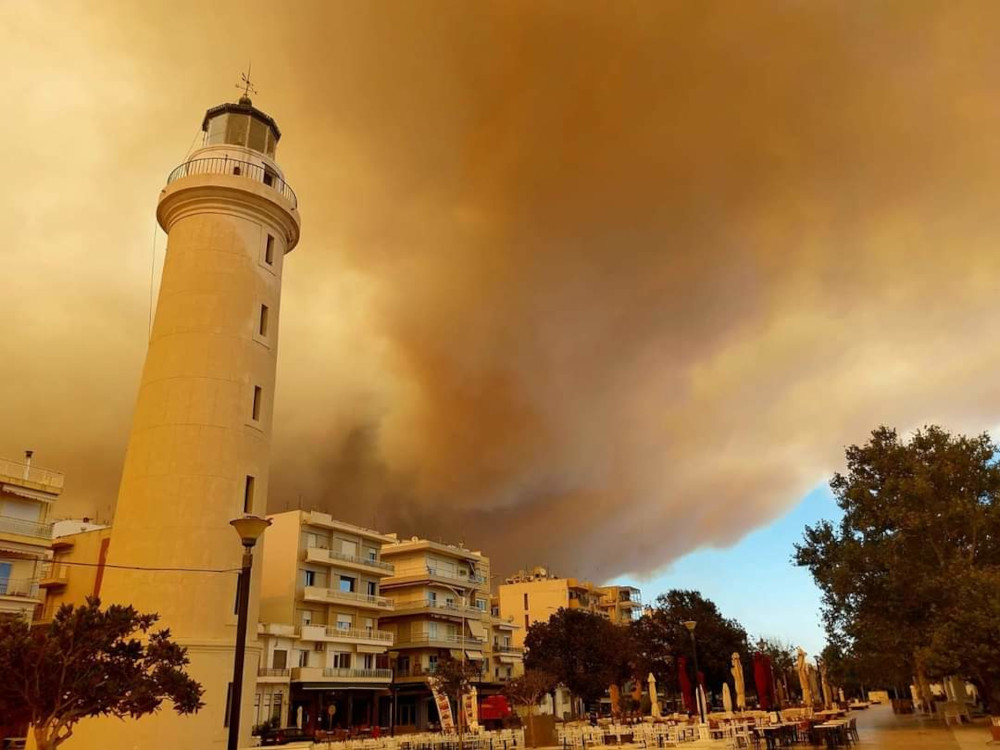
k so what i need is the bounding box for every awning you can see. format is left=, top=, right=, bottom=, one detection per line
left=1, top=484, right=55, bottom=503
left=467, top=619, right=487, bottom=640
left=497, top=654, right=520, bottom=664
left=356, top=644, right=386, bottom=654
left=465, top=650, right=485, bottom=661
left=450, top=649, right=464, bottom=659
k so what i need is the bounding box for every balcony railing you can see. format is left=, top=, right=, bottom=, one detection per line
left=310, top=546, right=394, bottom=572
left=0, top=578, right=40, bottom=599
left=426, top=567, right=487, bottom=585
left=322, top=667, right=392, bottom=680
left=494, top=645, right=524, bottom=655
left=0, top=515, right=53, bottom=540
left=392, top=599, right=482, bottom=616
left=258, top=668, right=290, bottom=678
left=396, top=633, right=486, bottom=647
left=166, top=157, right=297, bottom=208
left=303, top=586, right=393, bottom=609
left=0, top=459, right=65, bottom=490
left=302, top=625, right=394, bottom=644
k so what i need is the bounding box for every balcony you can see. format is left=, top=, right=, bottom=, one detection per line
left=394, top=633, right=486, bottom=649
left=389, top=599, right=483, bottom=618
left=302, top=586, right=394, bottom=611
left=291, top=666, right=392, bottom=683
left=259, top=622, right=299, bottom=638
left=166, top=157, right=297, bottom=208
left=39, top=564, right=69, bottom=589
left=493, top=645, right=524, bottom=656
left=304, top=546, right=395, bottom=576
left=0, top=458, right=65, bottom=492
left=0, top=515, right=53, bottom=541
left=383, top=566, right=487, bottom=590
left=0, top=578, right=40, bottom=601
left=300, top=624, right=394, bottom=646
left=258, top=668, right=291, bottom=682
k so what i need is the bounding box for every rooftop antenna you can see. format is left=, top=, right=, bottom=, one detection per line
left=236, top=61, right=257, bottom=104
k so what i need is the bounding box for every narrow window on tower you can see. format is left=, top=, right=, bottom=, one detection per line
left=252, top=386, right=262, bottom=421
left=259, top=304, right=269, bottom=337
left=243, top=475, right=255, bottom=513
left=265, top=234, right=275, bottom=266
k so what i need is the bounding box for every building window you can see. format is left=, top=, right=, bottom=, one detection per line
left=339, top=576, right=356, bottom=593
left=259, top=304, right=269, bottom=336
left=252, top=386, right=262, bottom=421
left=366, top=547, right=377, bottom=562
left=273, top=649, right=287, bottom=669
left=428, top=654, right=439, bottom=673
left=243, top=475, right=255, bottom=514
left=303, top=570, right=315, bottom=587
left=476, top=599, right=487, bottom=611
left=265, top=234, right=275, bottom=265
left=523, top=593, right=529, bottom=610
left=337, top=614, right=352, bottom=630
left=363, top=653, right=374, bottom=669
left=298, top=650, right=309, bottom=667
left=427, top=591, right=437, bottom=604
left=367, top=581, right=377, bottom=597
left=524, top=614, right=529, bottom=629
left=332, top=651, right=351, bottom=669
left=300, top=610, right=312, bottom=627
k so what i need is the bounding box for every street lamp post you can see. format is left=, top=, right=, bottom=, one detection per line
left=682, top=621, right=705, bottom=723
left=227, top=515, right=272, bottom=750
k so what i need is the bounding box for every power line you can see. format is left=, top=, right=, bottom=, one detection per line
left=49, top=559, right=240, bottom=575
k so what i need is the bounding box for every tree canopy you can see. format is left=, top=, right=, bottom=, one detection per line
left=641, top=589, right=749, bottom=693
left=524, top=608, right=631, bottom=704
left=795, top=425, right=1000, bottom=709
left=0, top=598, right=203, bottom=750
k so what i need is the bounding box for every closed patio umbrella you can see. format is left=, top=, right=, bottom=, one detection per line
left=678, top=656, right=695, bottom=714
left=648, top=673, right=662, bottom=718
left=731, top=652, right=746, bottom=711
left=723, top=683, right=734, bottom=716
left=796, top=648, right=813, bottom=707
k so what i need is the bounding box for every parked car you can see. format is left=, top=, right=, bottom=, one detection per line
left=260, top=726, right=312, bottom=746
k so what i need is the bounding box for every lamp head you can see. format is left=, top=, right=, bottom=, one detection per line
left=230, top=515, right=271, bottom=549
left=683, top=620, right=697, bottom=633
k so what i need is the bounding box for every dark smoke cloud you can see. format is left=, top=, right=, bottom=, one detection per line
left=4, top=1, right=1000, bottom=578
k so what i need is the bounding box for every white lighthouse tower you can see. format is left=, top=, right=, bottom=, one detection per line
left=70, top=90, right=301, bottom=749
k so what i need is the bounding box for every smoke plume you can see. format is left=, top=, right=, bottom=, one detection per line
left=4, top=1, right=1000, bottom=578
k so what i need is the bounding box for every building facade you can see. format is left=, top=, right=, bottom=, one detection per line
left=66, top=92, right=301, bottom=750
left=36, top=525, right=112, bottom=624
left=0, top=453, right=61, bottom=623
left=379, top=538, right=516, bottom=731
left=258, top=511, right=396, bottom=735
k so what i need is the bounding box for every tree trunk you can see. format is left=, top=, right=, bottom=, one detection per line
left=33, top=725, right=57, bottom=750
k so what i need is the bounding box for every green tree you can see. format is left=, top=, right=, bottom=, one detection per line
left=644, top=590, right=749, bottom=694
left=524, top=608, right=631, bottom=706
left=428, top=656, right=481, bottom=737
left=795, top=426, right=1000, bottom=711
left=0, top=598, right=203, bottom=750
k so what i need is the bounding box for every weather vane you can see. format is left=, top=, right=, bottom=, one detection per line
left=236, top=62, right=257, bottom=102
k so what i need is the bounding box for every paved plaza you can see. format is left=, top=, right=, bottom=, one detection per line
left=812, top=704, right=990, bottom=749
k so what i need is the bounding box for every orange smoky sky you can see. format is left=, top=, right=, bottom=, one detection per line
left=3, top=1, right=1000, bottom=579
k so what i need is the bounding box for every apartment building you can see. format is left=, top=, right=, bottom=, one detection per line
left=36, top=524, right=112, bottom=623
left=488, top=598, right=525, bottom=685
left=379, top=537, right=498, bottom=731
left=258, top=511, right=397, bottom=734
left=597, top=585, right=643, bottom=624
left=497, top=568, right=642, bottom=647
left=0, top=452, right=62, bottom=622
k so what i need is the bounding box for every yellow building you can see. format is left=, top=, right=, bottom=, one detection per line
left=379, top=537, right=522, bottom=731
left=0, top=452, right=62, bottom=622
left=65, top=91, right=301, bottom=750
left=35, top=524, right=112, bottom=624
left=257, top=511, right=396, bottom=734
left=497, top=568, right=642, bottom=648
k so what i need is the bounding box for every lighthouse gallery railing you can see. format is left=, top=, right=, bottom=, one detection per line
left=166, top=157, right=297, bottom=209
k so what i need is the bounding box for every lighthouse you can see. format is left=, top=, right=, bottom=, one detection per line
left=70, top=91, right=300, bottom=748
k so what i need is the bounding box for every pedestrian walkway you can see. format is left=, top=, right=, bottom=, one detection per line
left=850, top=703, right=989, bottom=749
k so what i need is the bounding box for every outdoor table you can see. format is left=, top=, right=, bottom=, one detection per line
left=754, top=723, right=798, bottom=749
left=814, top=721, right=849, bottom=749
